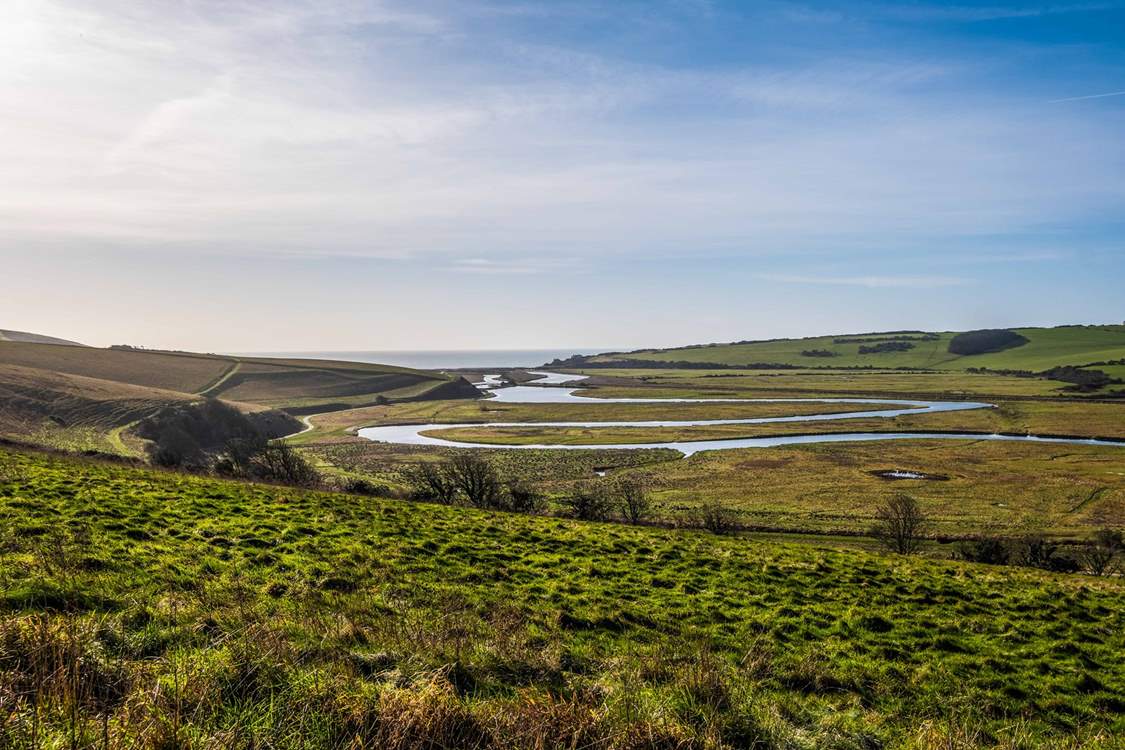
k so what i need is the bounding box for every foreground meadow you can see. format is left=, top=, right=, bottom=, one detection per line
left=1, top=447, right=1122, bottom=748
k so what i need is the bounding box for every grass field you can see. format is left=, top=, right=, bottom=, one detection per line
left=1, top=446, right=1122, bottom=748
left=586, top=325, right=1125, bottom=373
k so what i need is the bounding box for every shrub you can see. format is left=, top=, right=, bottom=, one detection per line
left=561, top=483, right=613, bottom=521
left=871, top=494, right=928, bottom=554
left=1079, top=528, right=1123, bottom=576
left=955, top=536, right=1010, bottom=565
left=248, top=444, right=321, bottom=488
left=858, top=341, right=915, bottom=354
left=1010, top=535, right=1079, bottom=572
left=697, top=501, right=737, bottom=534
left=343, top=478, right=386, bottom=496
left=506, top=481, right=545, bottom=514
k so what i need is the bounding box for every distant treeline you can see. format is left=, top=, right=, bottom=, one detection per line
left=834, top=334, right=939, bottom=344
left=544, top=356, right=805, bottom=370
left=858, top=341, right=915, bottom=354
left=965, top=365, right=1122, bottom=392
left=948, top=329, right=1029, bottom=356
left=800, top=349, right=838, bottom=358
left=545, top=354, right=924, bottom=372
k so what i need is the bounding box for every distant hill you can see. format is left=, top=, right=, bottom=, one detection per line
left=555, top=324, right=1125, bottom=375
left=0, top=340, right=480, bottom=455
left=0, top=329, right=86, bottom=346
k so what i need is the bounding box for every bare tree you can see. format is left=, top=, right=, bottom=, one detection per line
left=871, top=494, right=928, bottom=554
left=1080, top=528, right=1122, bottom=576
left=405, top=462, right=459, bottom=504
left=616, top=478, right=652, bottom=525
left=448, top=453, right=504, bottom=509
left=250, top=443, right=321, bottom=487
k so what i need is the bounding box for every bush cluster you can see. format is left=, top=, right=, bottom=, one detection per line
left=957, top=529, right=1122, bottom=575
left=406, top=457, right=654, bottom=524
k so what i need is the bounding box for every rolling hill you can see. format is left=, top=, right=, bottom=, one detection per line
left=567, top=324, right=1125, bottom=374
left=0, top=340, right=480, bottom=455
left=0, top=329, right=86, bottom=346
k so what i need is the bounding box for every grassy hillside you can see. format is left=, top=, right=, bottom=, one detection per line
left=0, top=329, right=86, bottom=346
left=0, top=446, right=1122, bottom=748
left=0, top=341, right=479, bottom=457
left=585, top=325, right=1125, bottom=373
left=0, top=342, right=473, bottom=409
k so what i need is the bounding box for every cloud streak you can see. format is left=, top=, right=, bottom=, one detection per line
left=759, top=274, right=972, bottom=289
left=1049, top=90, right=1125, bottom=103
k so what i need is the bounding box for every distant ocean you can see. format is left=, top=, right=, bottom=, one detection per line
left=234, top=349, right=612, bottom=370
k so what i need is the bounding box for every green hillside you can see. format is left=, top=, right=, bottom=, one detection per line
left=0, top=342, right=478, bottom=412
left=0, top=341, right=479, bottom=457
left=584, top=324, right=1125, bottom=372
left=1, top=446, right=1122, bottom=748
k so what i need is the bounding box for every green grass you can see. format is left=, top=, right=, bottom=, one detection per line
left=1, top=446, right=1122, bottom=748
left=591, top=325, right=1125, bottom=373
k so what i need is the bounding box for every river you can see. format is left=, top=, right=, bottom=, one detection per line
left=357, top=372, right=1124, bottom=456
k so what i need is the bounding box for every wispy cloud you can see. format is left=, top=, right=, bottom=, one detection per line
left=1049, top=90, right=1125, bottom=103
left=445, top=258, right=580, bottom=275
left=759, top=274, right=972, bottom=288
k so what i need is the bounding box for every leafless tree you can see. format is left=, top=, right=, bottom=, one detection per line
left=405, top=461, right=459, bottom=504
left=448, top=453, right=504, bottom=509
left=616, top=478, right=652, bottom=524
left=871, top=494, right=928, bottom=554
left=1080, top=528, right=1122, bottom=576
left=250, top=443, right=321, bottom=487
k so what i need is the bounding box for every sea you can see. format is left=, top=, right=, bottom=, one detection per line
left=233, top=349, right=611, bottom=370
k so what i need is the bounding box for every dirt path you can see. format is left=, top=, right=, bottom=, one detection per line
left=197, top=360, right=241, bottom=396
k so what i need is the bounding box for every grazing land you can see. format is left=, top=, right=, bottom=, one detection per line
left=577, top=324, right=1125, bottom=375
left=1, top=446, right=1122, bottom=748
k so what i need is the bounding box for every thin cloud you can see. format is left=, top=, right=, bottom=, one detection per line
left=1049, top=90, right=1125, bottom=103
left=445, top=258, right=580, bottom=275
left=760, top=273, right=971, bottom=289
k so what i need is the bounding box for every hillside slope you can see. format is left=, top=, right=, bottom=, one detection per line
left=0, top=341, right=479, bottom=455
left=0, top=342, right=479, bottom=411
left=0, top=446, right=1121, bottom=748
left=0, top=329, right=86, bottom=346
left=578, top=324, right=1125, bottom=372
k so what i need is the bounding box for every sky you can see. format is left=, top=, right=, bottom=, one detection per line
left=1, top=0, right=1123, bottom=352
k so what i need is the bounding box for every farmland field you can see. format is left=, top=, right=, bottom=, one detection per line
left=583, top=325, right=1125, bottom=373
left=1, top=446, right=1122, bottom=748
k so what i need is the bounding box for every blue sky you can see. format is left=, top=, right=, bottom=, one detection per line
left=1, top=0, right=1123, bottom=351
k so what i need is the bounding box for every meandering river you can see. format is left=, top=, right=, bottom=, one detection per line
left=357, top=372, right=1124, bottom=456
